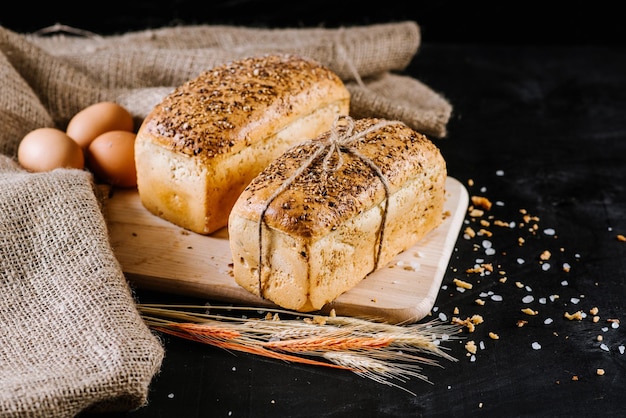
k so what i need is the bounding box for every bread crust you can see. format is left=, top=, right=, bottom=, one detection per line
left=229, top=117, right=447, bottom=311
left=134, top=53, right=350, bottom=234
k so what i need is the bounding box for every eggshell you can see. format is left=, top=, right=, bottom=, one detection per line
left=67, top=102, right=134, bottom=149
left=87, top=130, right=137, bottom=188
left=18, top=127, right=84, bottom=172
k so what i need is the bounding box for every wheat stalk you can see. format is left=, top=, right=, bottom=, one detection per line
left=137, top=303, right=461, bottom=392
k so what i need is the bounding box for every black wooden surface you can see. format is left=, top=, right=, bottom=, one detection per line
left=3, top=3, right=625, bottom=417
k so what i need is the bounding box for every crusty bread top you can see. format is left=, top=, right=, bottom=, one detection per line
left=232, top=117, right=446, bottom=239
left=137, top=53, right=350, bottom=161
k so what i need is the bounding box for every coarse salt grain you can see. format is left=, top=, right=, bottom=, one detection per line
left=544, top=318, right=553, bottom=325
left=491, top=295, right=503, bottom=302
left=544, top=228, right=556, bottom=236
left=542, top=263, right=551, bottom=271
left=532, top=342, right=541, bottom=350
left=600, top=344, right=609, bottom=352
left=439, top=312, right=448, bottom=322
left=619, top=345, right=625, bottom=354
left=517, top=258, right=525, bottom=264
left=522, top=295, right=534, bottom=304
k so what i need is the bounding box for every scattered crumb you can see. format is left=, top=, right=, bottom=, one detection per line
left=617, top=234, right=625, bottom=242
left=471, top=196, right=492, bottom=211
left=469, top=208, right=484, bottom=218
left=465, top=340, right=477, bottom=354
left=488, top=332, right=499, bottom=340
left=453, top=278, right=473, bottom=290
left=521, top=308, right=538, bottom=316
left=564, top=311, right=583, bottom=321
left=596, top=369, right=605, bottom=376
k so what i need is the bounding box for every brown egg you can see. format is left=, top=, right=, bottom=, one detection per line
left=18, top=127, right=84, bottom=172
left=87, top=130, right=137, bottom=188
left=66, top=102, right=135, bottom=149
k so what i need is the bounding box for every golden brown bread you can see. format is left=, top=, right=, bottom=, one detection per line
left=228, top=117, right=447, bottom=311
left=134, top=54, right=350, bottom=234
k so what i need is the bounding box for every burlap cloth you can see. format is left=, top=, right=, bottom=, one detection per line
left=0, top=21, right=452, bottom=417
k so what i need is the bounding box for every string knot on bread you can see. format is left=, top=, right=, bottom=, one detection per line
left=257, top=115, right=402, bottom=299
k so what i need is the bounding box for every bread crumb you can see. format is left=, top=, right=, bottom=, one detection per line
left=540, top=250, right=551, bottom=260
left=572, top=375, right=579, bottom=381
left=596, top=369, right=605, bottom=376
left=488, top=332, right=499, bottom=340
left=452, top=315, right=483, bottom=332
left=475, top=299, right=485, bottom=306
left=478, top=228, right=493, bottom=237
left=564, top=311, right=583, bottom=321
left=465, top=340, right=477, bottom=354
left=453, top=278, right=473, bottom=290
left=469, top=208, right=484, bottom=218
left=589, top=307, right=599, bottom=315
left=521, top=308, right=538, bottom=316
left=617, top=234, right=625, bottom=242
left=471, top=196, right=492, bottom=211
left=516, top=320, right=528, bottom=327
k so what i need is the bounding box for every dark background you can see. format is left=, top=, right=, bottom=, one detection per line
left=4, top=2, right=625, bottom=418
left=1, top=1, right=625, bottom=45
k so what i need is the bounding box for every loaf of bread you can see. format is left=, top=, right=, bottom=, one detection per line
left=228, top=117, right=447, bottom=311
left=134, top=54, right=350, bottom=234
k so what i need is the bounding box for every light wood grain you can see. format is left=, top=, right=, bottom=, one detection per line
left=104, top=176, right=468, bottom=323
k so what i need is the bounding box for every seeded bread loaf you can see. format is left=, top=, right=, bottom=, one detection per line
left=228, top=117, right=447, bottom=311
left=134, top=54, right=350, bottom=234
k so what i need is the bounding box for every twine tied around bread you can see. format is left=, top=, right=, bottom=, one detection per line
left=257, top=116, right=401, bottom=300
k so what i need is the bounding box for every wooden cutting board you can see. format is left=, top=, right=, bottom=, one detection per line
left=104, top=176, right=468, bottom=323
